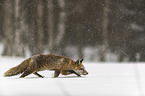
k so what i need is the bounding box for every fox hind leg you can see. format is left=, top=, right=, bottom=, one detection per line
left=20, top=71, right=32, bottom=78
left=33, top=72, right=44, bottom=78
left=19, top=68, right=34, bottom=78
left=54, top=70, right=60, bottom=78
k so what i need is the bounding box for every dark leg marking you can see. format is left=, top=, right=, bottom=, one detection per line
left=34, top=72, right=44, bottom=78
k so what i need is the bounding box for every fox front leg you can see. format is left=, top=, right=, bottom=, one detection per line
left=70, top=70, right=81, bottom=77
left=61, top=70, right=81, bottom=77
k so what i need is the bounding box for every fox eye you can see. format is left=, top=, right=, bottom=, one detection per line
left=75, top=59, right=79, bottom=65
left=80, top=68, right=84, bottom=70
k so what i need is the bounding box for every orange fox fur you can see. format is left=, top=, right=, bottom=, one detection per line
left=4, top=54, right=88, bottom=78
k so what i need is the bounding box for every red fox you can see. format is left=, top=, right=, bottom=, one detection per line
left=4, top=54, right=88, bottom=78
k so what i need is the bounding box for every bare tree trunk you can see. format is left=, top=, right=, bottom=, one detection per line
left=47, top=0, right=54, bottom=53
left=47, top=0, right=66, bottom=54
left=13, top=0, right=25, bottom=57
left=56, top=0, right=66, bottom=47
left=29, top=25, right=37, bottom=55
left=54, top=0, right=66, bottom=55
left=2, top=0, right=14, bottom=56
left=37, top=0, right=44, bottom=53
left=99, top=0, right=110, bottom=61
left=27, top=1, right=38, bottom=56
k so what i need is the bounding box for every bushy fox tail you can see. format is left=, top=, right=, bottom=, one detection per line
left=3, top=58, right=31, bottom=77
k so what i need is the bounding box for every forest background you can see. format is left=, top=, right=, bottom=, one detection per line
left=0, top=0, right=145, bottom=62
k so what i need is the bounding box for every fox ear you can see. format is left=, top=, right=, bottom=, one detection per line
left=80, top=59, right=83, bottom=63
left=75, top=59, right=80, bottom=65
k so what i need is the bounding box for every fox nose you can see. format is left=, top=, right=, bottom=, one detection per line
left=84, top=72, right=88, bottom=75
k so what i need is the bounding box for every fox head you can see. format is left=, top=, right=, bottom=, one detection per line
left=73, top=59, right=88, bottom=75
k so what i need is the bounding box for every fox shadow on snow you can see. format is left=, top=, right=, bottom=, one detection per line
left=25, top=75, right=87, bottom=79
left=8, top=75, right=87, bottom=79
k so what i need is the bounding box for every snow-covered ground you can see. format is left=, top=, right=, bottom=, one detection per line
left=0, top=57, right=145, bottom=96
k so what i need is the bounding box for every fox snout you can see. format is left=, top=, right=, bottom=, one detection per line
left=83, top=70, right=88, bottom=75
left=74, top=69, right=88, bottom=75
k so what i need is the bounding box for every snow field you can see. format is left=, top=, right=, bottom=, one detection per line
left=0, top=57, right=145, bottom=96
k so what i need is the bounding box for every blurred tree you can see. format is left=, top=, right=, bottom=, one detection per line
left=26, top=0, right=39, bottom=55
left=47, top=0, right=54, bottom=54
left=13, top=0, right=25, bottom=57
left=55, top=0, right=66, bottom=55
left=0, top=0, right=4, bottom=41
left=0, top=0, right=145, bottom=62
left=99, top=0, right=110, bottom=61
left=2, top=0, right=14, bottom=56
left=109, top=0, right=145, bottom=61
left=36, top=0, right=44, bottom=53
